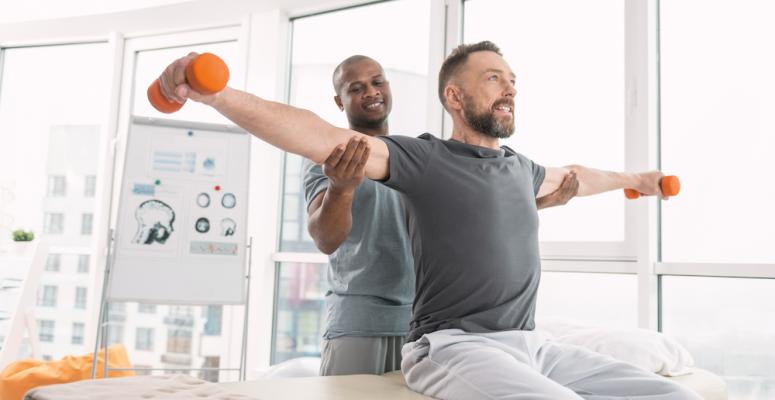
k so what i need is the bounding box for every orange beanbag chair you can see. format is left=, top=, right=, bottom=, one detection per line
left=0, top=345, right=134, bottom=400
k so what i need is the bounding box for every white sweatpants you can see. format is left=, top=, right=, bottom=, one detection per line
left=401, top=329, right=703, bottom=400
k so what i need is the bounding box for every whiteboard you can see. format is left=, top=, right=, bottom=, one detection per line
left=108, top=117, right=250, bottom=304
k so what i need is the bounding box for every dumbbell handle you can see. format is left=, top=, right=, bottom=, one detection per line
left=624, top=175, right=680, bottom=199
left=147, top=53, right=230, bottom=114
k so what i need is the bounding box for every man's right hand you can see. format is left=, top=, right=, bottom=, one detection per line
left=158, top=52, right=221, bottom=106
left=323, top=136, right=371, bottom=195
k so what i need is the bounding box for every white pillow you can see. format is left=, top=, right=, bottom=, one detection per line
left=536, top=318, right=694, bottom=377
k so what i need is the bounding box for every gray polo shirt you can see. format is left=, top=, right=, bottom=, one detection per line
left=376, top=133, right=545, bottom=342
left=303, top=159, right=415, bottom=339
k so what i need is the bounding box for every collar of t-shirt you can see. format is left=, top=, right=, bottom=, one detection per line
left=445, top=136, right=514, bottom=159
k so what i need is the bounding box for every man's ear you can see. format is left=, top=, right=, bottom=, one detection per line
left=334, top=95, right=344, bottom=111
left=444, top=85, right=463, bottom=111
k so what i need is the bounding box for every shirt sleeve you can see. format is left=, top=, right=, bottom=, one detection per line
left=516, top=153, right=546, bottom=196
left=375, top=134, right=435, bottom=194
left=302, top=157, right=329, bottom=210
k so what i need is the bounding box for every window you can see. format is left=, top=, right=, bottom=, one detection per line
left=132, top=42, right=241, bottom=125
left=271, top=262, right=327, bottom=364
left=199, top=356, right=220, bottom=382
left=0, top=42, right=110, bottom=365
left=80, top=213, right=93, bottom=235
left=45, top=254, right=61, bottom=272
left=47, top=175, right=66, bottom=197
left=43, top=213, right=64, bottom=234
left=38, top=320, right=55, bottom=342
left=660, top=0, right=775, bottom=264
left=83, top=175, right=96, bottom=197
left=37, top=285, right=58, bottom=307
left=74, top=287, right=87, bottom=309
left=280, top=0, right=432, bottom=252
left=138, top=304, right=157, bottom=314
left=536, top=272, right=637, bottom=328
left=135, top=327, right=154, bottom=351
left=166, top=329, right=192, bottom=354
left=271, top=0, right=433, bottom=362
left=77, top=254, right=90, bottom=273
left=464, top=0, right=625, bottom=244
left=203, top=305, right=222, bottom=336
left=662, top=276, right=775, bottom=398
left=71, top=322, right=85, bottom=345
left=107, top=324, right=124, bottom=345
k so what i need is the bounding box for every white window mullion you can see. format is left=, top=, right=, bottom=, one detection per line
left=626, top=0, right=660, bottom=331
left=440, top=0, right=463, bottom=139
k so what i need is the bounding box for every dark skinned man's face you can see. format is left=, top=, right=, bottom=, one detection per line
left=335, top=59, right=392, bottom=130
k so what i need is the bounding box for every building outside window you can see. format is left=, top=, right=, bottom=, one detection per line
left=203, top=305, right=222, bottom=336
left=45, top=254, right=61, bottom=272
left=107, top=323, right=124, bottom=346
left=74, top=287, right=87, bottom=309
left=166, top=329, right=192, bottom=354
left=43, top=213, right=64, bottom=234
left=38, top=320, right=55, bottom=342
left=138, top=304, right=157, bottom=314
left=71, top=322, right=85, bottom=345
left=46, top=175, right=66, bottom=197
left=37, top=285, right=58, bottom=307
left=83, top=175, right=96, bottom=197
left=135, top=327, right=154, bottom=351
left=77, top=254, right=90, bottom=273
left=81, top=213, right=93, bottom=235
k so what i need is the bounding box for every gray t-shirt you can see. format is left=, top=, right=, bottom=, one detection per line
left=303, top=159, right=415, bottom=339
left=376, top=133, right=545, bottom=342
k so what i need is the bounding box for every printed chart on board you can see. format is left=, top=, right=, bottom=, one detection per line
left=109, top=118, right=250, bottom=304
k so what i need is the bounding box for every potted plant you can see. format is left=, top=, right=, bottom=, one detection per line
left=11, top=229, right=35, bottom=257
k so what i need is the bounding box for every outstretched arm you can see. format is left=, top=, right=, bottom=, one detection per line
left=537, top=165, right=664, bottom=198
left=157, top=53, right=389, bottom=180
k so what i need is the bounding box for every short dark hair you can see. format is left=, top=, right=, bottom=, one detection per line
left=437, top=41, right=502, bottom=109
left=332, top=55, right=375, bottom=94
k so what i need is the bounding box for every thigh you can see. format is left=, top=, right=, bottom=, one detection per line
left=537, top=342, right=703, bottom=400
left=320, top=336, right=400, bottom=376
left=402, top=331, right=582, bottom=400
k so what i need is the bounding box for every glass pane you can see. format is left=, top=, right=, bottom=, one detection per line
left=537, top=272, right=637, bottom=328
left=660, top=0, right=775, bottom=263
left=280, top=0, right=432, bottom=251
left=132, top=41, right=240, bottom=124
left=102, top=302, right=239, bottom=382
left=464, top=0, right=625, bottom=242
left=0, top=43, right=110, bottom=362
left=271, top=262, right=327, bottom=364
left=662, top=276, right=775, bottom=399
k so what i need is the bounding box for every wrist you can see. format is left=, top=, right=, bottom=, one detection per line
left=326, top=184, right=356, bottom=197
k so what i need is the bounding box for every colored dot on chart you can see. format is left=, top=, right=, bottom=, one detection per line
left=215, top=185, right=221, bottom=191
left=155, top=179, right=161, bottom=185
left=187, top=130, right=194, bottom=136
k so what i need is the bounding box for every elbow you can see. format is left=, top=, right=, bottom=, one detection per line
left=315, top=241, right=336, bottom=255
left=308, top=228, right=337, bottom=255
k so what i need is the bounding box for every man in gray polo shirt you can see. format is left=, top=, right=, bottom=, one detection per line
left=157, top=41, right=699, bottom=399
left=304, top=55, right=579, bottom=376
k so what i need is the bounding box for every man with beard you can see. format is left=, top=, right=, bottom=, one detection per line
left=156, top=41, right=698, bottom=399
left=304, top=55, right=579, bottom=376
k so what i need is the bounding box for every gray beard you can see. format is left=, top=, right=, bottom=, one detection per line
left=462, top=99, right=514, bottom=139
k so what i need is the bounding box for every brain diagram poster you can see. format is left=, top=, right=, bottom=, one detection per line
left=109, top=119, right=250, bottom=304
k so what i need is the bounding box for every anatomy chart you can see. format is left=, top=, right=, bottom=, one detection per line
left=109, top=118, right=250, bottom=304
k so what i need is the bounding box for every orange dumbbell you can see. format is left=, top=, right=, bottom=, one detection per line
left=624, top=175, right=680, bottom=199
left=147, top=53, right=230, bottom=113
